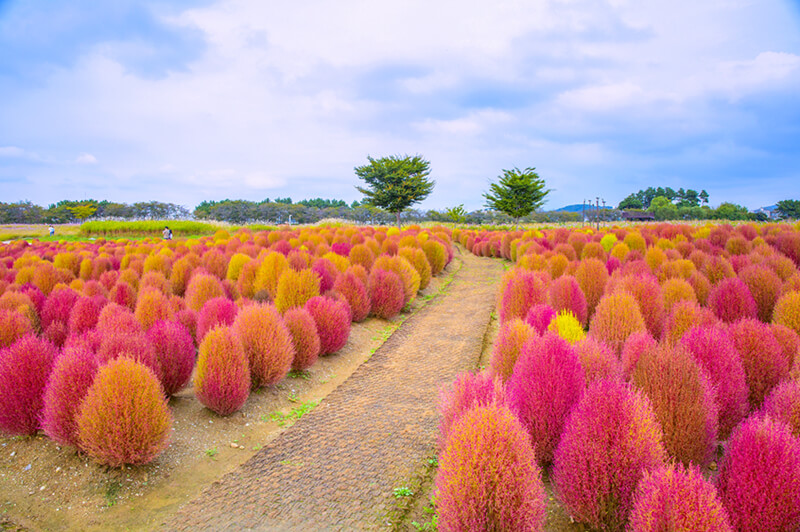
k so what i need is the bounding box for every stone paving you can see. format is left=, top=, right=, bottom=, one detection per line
left=164, top=250, right=504, bottom=531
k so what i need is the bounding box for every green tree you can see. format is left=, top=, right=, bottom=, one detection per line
left=483, top=167, right=550, bottom=228
left=699, top=190, right=709, bottom=205
left=713, top=202, right=750, bottom=221
left=354, top=154, right=434, bottom=229
left=67, top=203, right=98, bottom=221
left=445, top=204, right=467, bottom=225
left=775, top=199, right=800, bottom=220
left=649, top=195, right=678, bottom=220
left=618, top=193, right=644, bottom=209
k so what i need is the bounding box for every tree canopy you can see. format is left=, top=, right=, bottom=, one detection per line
left=483, top=167, right=550, bottom=227
left=354, top=154, right=434, bottom=228
left=618, top=187, right=708, bottom=210
left=775, top=199, right=800, bottom=220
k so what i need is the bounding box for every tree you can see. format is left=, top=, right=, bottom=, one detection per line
left=445, top=204, right=467, bottom=225
left=483, top=167, right=550, bottom=227
left=354, top=154, right=434, bottom=228
left=67, top=203, right=98, bottom=221
left=775, top=199, right=800, bottom=220
left=649, top=195, right=678, bottom=220
left=699, top=190, right=709, bottom=205
left=618, top=193, right=644, bottom=209
left=713, top=202, right=750, bottom=221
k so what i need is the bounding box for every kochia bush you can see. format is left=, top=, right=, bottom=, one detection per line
left=41, top=347, right=99, bottom=447
left=184, top=273, right=226, bottom=312
left=507, top=333, right=586, bottom=464
left=739, top=264, right=783, bottom=322
left=773, top=290, right=800, bottom=336
left=728, top=318, right=788, bottom=408
left=194, top=326, right=251, bottom=415
left=0, top=308, right=33, bottom=349
left=575, top=258, right=609, bottom=319
left=552, top=379, right=666, bottom=532
left=628, top=465, right=733, bottom=532
left=196, top=297, right=238, bottom=342
left=497, top=268, right=547, bottom=323
left=437, top=371, right=505, bottom=451
left=0, top=335, right=58, bottom=435
left=373, top=255, right=421, bottom=305
left=574, top=336, right=622, bottom=384
left=368, top=268, right=405, bottom=319
left=588, top=292, right=647, bottom=354
left=283, top=308, right=321, bottom=371
left=332, top=271, right=370, bottom=322
left=488, top=318, right=535, bottom=383
left=76, top=357, right=172, bottom=466
left=435, top=404, right=547, bottom=532
left=68, top=295, right=106, bottom=335
left=760, top=380, right=800, bottom=437
left=524, top=304, right=556, bottom=335
left=305, top=296, right=351, bottom=355
left=233, top=303, right=294, bottom=387
left=146, top=320, right=195, bottom=396
left=548, top=275, right=588, bottom=326
left=707, top=277, right=758, bottom=324
left=274, top=268, right=321, bottom=314
left=716, top=415, right=800, bottom=532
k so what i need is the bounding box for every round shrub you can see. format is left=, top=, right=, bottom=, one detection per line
left=761, top=380, right=800, bottom=437
left=497, top=268, right=548, bottom=323
left=728, top=318, right=788, bottom=409
left=524, top=303, right=556, bottom=335
left=146, top=320, right=195, bottom=396
left=631, top=345, right=718, bottom=466
left=274, top=268, right=321, bottom=314
left=68, top=295, right=106, bottom=335
left=134, top=288, right=175, bottom=330
left=547, top=311, right=586, bottom=344
left=373, top=255, right=421, bottom=305
left=0, top=308, right=33, bottom=349
left=628, top=465, right=733, bottom=532
left=184, top=273, right=226, bottom=312
left=310, top=257, right=338, bottom=293
left=708, top=277, right=758, bottom=324
left=109, top=281, right=137, bottom=310
left=607, top=274, right=665, bottom=339
left=552, top=379, right=666, bottom=532
left=435, top=404, right=547, bottom=532
left=773, top=290, right=800, bottom=336
left=283, top=308, right=321, bottom=371
left=620, top=331, right=657, bottom=379
left=507, top=333, right=586, bottom=464
left=41, top=347, right=99, bottom=447
left=305, top=296, right=351, bottom=356
left=663, top=300, right=718, bottom=345
left=574, top=336, right=622, bottom=384
left=436, top=371, right=505, bottom=451
left=233, top=303, right=294, bottom=387
left=661, top=277, right=697, bottom=313
left=739, top=264, right=783, bottom=322
left=196, top=297, right=238, bottom=342
left=194, top=326, right=251, bottom=415
left=771, top=323, right=800, bottom=370
left=253, top=252, right=290, bottom=299
left=589, top=292, right=647, bottom=354
left=716, top=415, right=800, bottom=532
left=575, top=258, right=609, bottom=320
left=548, top=275, right=588, bottom=326
left=680, top=326, right=748, bottom=437
left=76, top=357, right=172, bottom=466
left=332, top=271, right=370, bottom=322
left=348, top=243, right=375, bottom=271
left=488, top=318, right=535, bottom=383
left=0, top=335, right=58, bottom=435
left=368, top=268, right=405, bottom=319
left=41, top=287, right=79, bottom=330
left=399, top=247, right=432, bottom=291
left=95, top=302, right=142, bottom=337
left=423, top=239, right=448, bottom=275
left=689, top=270, right=712, bottom=305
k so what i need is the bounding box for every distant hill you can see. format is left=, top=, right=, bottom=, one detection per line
left=554, top=204, right=613, bottom=213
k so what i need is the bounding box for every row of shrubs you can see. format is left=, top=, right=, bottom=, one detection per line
left=435, top=222, right=800, bottom=531
left=0, top=224, right=454, bottom=466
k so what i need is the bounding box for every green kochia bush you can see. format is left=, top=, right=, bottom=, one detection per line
left=435, top=403, right=547, bottom=532
left=553, top=379, right=666, bottom=532
left=76, top=357, right=172, bottom=466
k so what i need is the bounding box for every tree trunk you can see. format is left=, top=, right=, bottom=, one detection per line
left=396, top=211, right=401, bottom=230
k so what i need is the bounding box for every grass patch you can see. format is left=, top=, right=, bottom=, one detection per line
left=104, top=481, right=121, bottom=508
left=265, top=401, right=318, bottom=428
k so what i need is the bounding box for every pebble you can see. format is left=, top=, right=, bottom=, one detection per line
left=10, top=451, right=16, bottom=457
left=23, top=464, right=31, bottom=471
left=230, top=442, right=238, bottom=448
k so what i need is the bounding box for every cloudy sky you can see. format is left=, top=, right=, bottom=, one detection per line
left=1, top=0, right=799, bottom=212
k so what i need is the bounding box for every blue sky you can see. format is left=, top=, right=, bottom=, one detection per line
left=1, top=0, right=799, bottom=212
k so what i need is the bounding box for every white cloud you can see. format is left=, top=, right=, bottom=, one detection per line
left=75, top=153, right=98, bottom=164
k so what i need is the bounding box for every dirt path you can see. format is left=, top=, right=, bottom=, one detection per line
left=165, top=250, right=504, bottom=531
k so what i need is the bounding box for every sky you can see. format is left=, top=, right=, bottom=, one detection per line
left=1, top=0, right=799, bottom=213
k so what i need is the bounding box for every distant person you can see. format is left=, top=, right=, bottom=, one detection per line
left=163, top=226, right=172, bottom=240
left=48, top=225, right=55, bottom=236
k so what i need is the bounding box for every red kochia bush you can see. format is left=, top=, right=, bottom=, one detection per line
left=548, top=275, right=588, bottom=326
left=233, top=303, right=294, bottom=387
left=716, top=415, right=800, bottom=532
left=0, top=309, right=33, bottom=349
left=368, top=268, right=405, bottom=319
left=283, top=308, right=321, bottom=371
left=68, top=295, right=106, bottom=335
left=436, top=371, right=505, bottom=451
left=631, top=345, right=718, bottom=466
left=41, top=287, right=79, bottom=329
left=628, top=465, right=733, bottom=532
left=305, top=296, right=351, bottom=355
left=146, top=320, right=195, bottom=396
left=574, top=336, right=622, bottom=383
left=97, top=329, right=161, bottom=379
left=552, top=379, right=666, bottom=532
left=435, top=404, right=547, bottom=532
left=739, top=264, right=783, bottom=322
left=761, top=380, right=800, bottom=437
left=488, top=318, right=536, bottom=383
left=41, top=347, right=99, bottom=447
left=332, top=271, right=370, bottom=322
left=507, top=333, right=586, bottom=464
left=0, top=335, right=58, bottom=435
left=77, top=357, right=171, bottom=466
left=728, top=318, right=788, bottom=408
left=524, top=304, right=556, bottom=335
left=196, top=297, right=239, bottom=342
left=708, top=277, right=758, bottom=324
left=589, top=292, right=647, bottom=354
left=310, top=258, right=338, bottom=293
left=194, top=326, right=251, bottom=415
left=498, top=269, right=547, bottom=323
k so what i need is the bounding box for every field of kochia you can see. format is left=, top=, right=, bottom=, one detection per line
left=437, top=222, right=800, bottom=531
left=2, top=220, right=800, bottom=531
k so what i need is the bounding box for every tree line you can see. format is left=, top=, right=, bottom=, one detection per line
left=0, top=200, right=191, bottom=225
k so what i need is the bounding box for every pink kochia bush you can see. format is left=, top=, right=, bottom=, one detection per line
left=707, top=277, right=758, bottom=324
left=305, top=296, right=351, bottom=355
left=628, top=465, right=733, bottom=532
left=498, top=269, right=547, bottom=323
left=548, top=275, right=588, bottom=326
left=0, top=335, right=58, bottom=435
left=631, top=345, right=718, bottom=466
left=368, top=268, right=405, bottom=319
left=437, top=371, right=505, bottom=451
left=552, top=379, right=666, bottom=532
left=233, top=303, right=294, bottom=387
left=507, top=333, right=586, bottom=464
left=524, top=304, right=556, bottom=335
left=76, top=357, right=172, bottom=466
left=728, top=318, right=788, bottom=408
left=332, top=271, right=370, bottom=322
left=573, top=336, right=622, bottom=383
left=435, top=404, right=547, bottom=532
left=146, top=320, right=195, bottom=396
left=41, top=347, right=99, bottom=447
left=194, top=326, right=251, bottom=415
left=488, top=318, right=536, bottom=383
left=283, top=308, right=321, bottom=371
left=679, top=326, right=748, bottom=437
left=760, top=380, right=800, bottom=437
left=196, top=297, right=239, bottom=342
left=716, top=415, right=800, bottom=532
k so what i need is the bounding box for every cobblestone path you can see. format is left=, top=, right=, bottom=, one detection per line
left=165, top=250, right=504, bottom=531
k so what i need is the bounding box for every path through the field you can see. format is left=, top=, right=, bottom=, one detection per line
left=165, top=250, right=504, bottom=531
